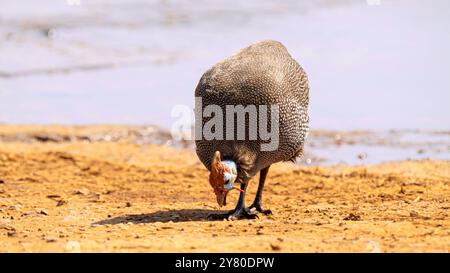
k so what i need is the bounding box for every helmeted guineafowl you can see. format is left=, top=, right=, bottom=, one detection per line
left=195, top=40, right=309, bottom=220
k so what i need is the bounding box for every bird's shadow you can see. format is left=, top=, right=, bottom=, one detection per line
left=92, top=209, right=226, bottom=225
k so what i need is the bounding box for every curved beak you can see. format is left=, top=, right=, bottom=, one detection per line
left=215, top=186, right=244, bottom=207
left=216, top=191, right=227, bottom=207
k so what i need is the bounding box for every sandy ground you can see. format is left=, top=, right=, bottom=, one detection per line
left=0, top=125, right=449, bottom=252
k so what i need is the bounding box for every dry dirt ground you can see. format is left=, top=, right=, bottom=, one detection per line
left=0, top=125, right=449, bottom=252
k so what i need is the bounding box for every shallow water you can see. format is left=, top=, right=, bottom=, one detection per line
left=302, top=130, right=450, bottom=165
left=0, top=0, right=449, bottom=164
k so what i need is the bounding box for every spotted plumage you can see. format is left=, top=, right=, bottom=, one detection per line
left=194, top=40, right=310, bottom=219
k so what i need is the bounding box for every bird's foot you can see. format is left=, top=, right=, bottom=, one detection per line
left=208, top=208, right=259, bottom=221
left=247, top=203, right=272, bottom=215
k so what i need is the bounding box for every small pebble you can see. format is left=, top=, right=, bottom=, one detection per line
left=57, top=199, right=68, bottom=206
left=410, top=211, right=419, bottom=217
left=38, top=209, right=49, bottom=216
left=74, top=188, right=90, bottom=195
left=46, top=237, right=58, bottom=243
left=64, top=241, right=81, bottom=253
left=270, top=244, right=281, bottom=251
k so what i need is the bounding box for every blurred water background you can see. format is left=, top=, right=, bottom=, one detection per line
left=0, top=0, right=449, bottom=164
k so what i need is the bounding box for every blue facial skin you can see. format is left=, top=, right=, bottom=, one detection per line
left=224, top=183, right=236, bottom=190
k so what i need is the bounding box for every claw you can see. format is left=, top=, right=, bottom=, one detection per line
left=247, top=204, right=272, bottom=215
left=228, top=211, right=259, bottom=220
left=207, top=209, right=259, bottom=220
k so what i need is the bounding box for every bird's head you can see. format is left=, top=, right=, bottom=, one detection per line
left=209, top=151, right=243, bottom=207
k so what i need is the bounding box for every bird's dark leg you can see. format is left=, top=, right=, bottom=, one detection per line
left=208, top=182, right=258, bottom=220
left=248, top=166, right=272, bottom=215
